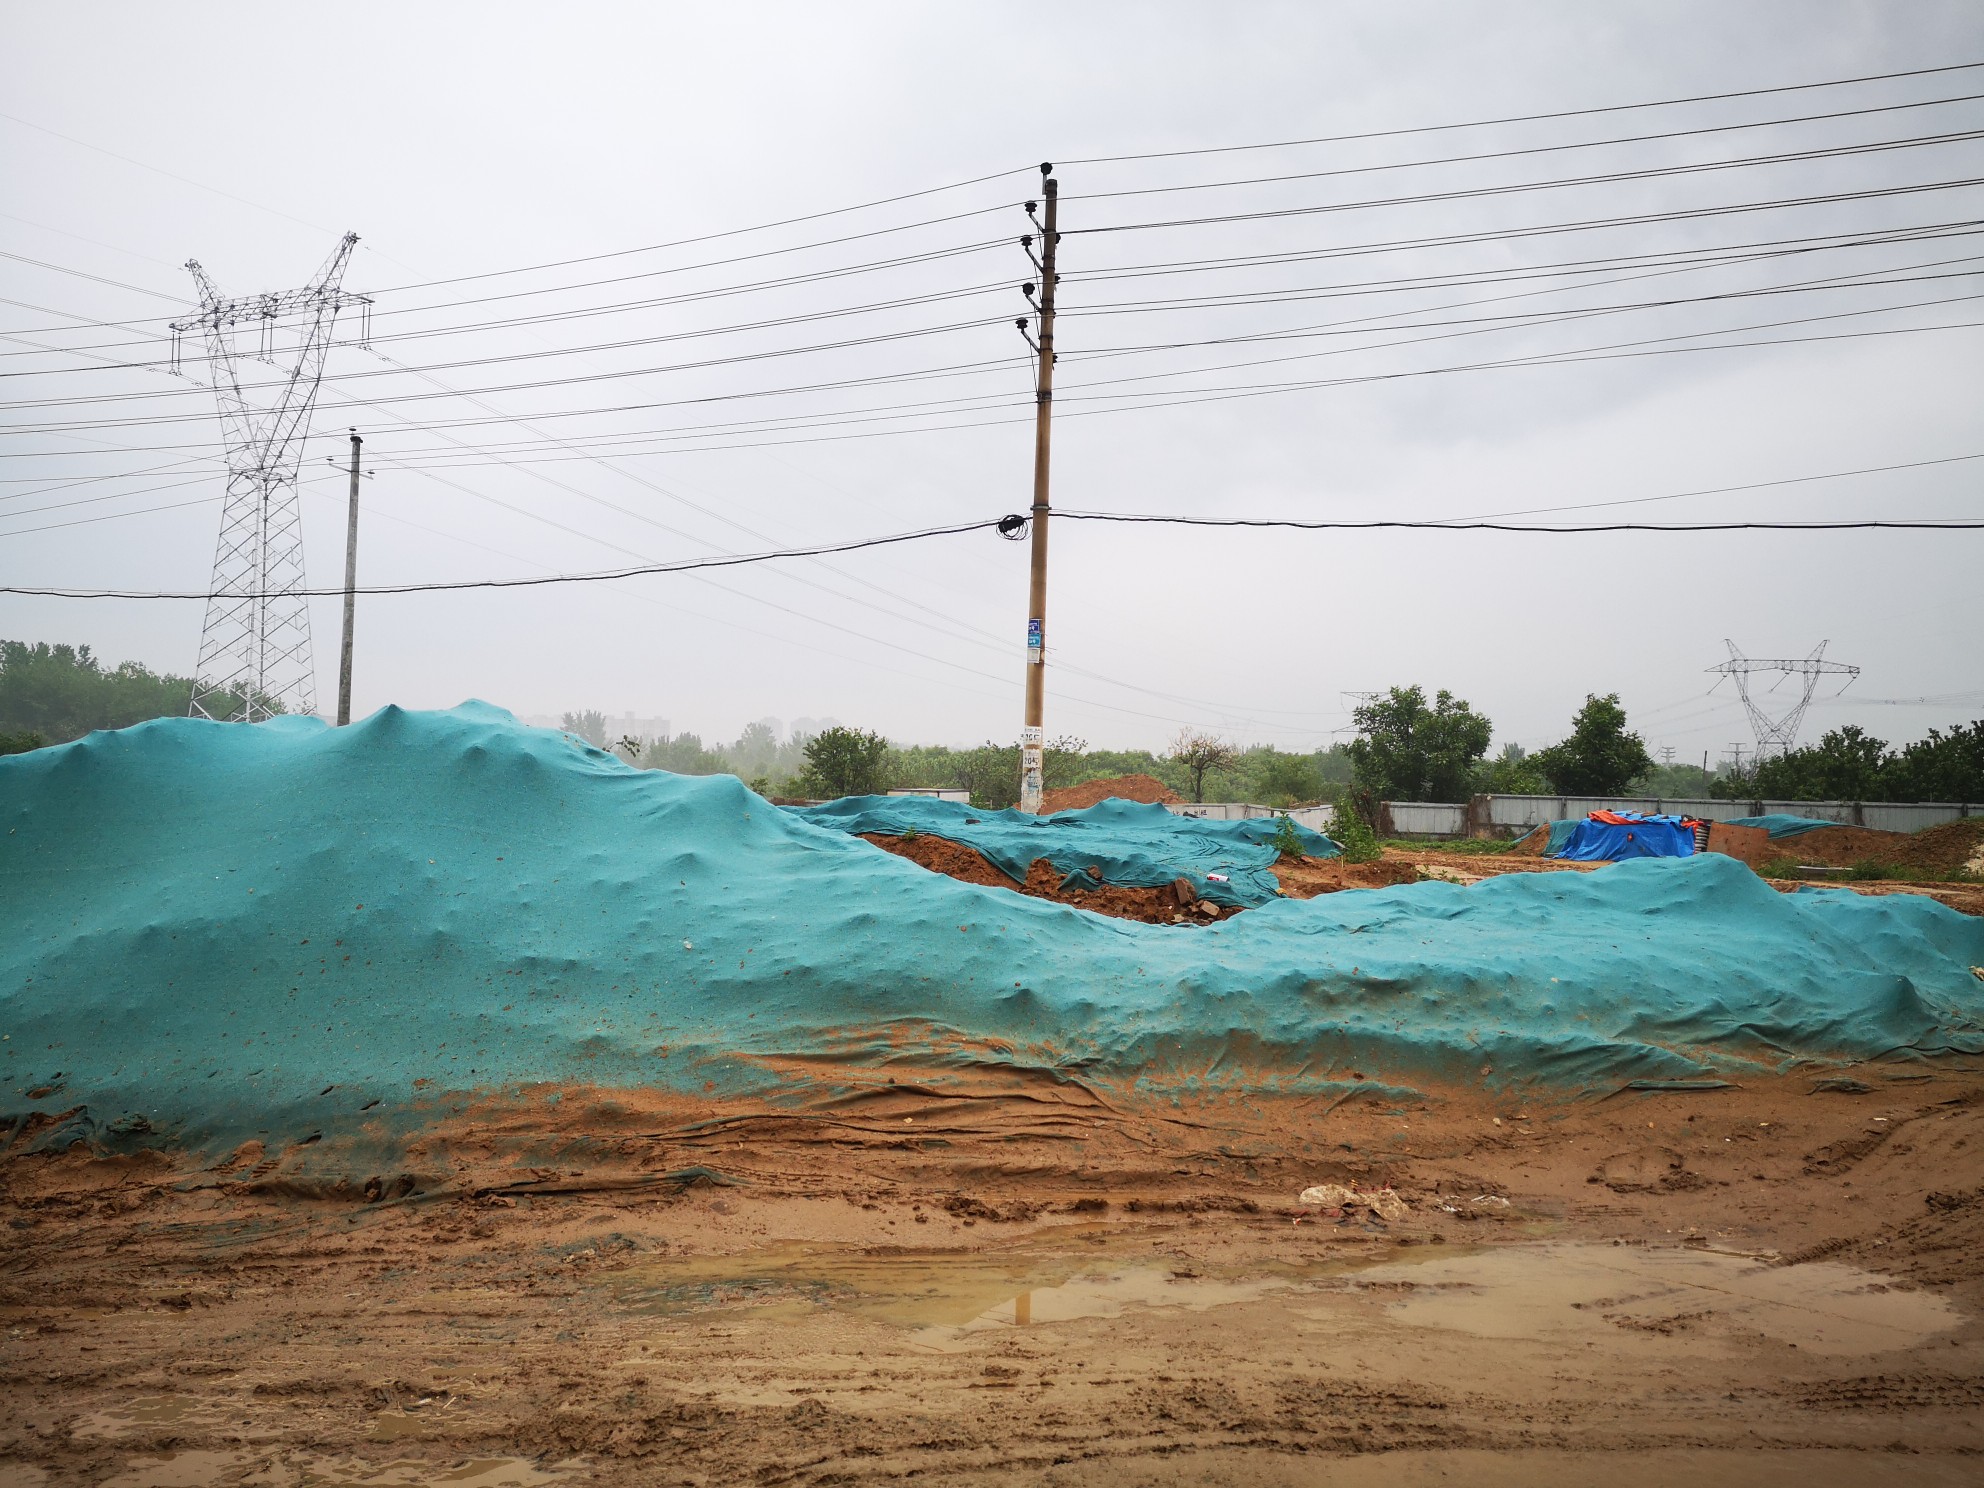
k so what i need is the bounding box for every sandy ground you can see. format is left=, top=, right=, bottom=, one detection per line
left=4, top=1062, right=1983, bottom=1486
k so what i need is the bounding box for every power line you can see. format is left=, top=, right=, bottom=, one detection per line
left=1069, top=128, right=1984, bottom=237
left=0, top=248, right=188, bottom=304
left=8, top=243, right=1975, bottom=442
left=16, top=302, right=1966, bottom=476
left=1060, top=59, right=1984, bottom=167
left=9, top=510, right=1977, bottom=602
left=21, top=86, right=1981, bottom=350
left=1055, top=512, right=1983, bottom=533
left=1454, top=450, right=1984, bottom=522
left=11, top=173, right=1981, bottom=437
left=11, top=125, right=1980, bottom=391
left=1062, top=91, right=1984, bottom=205
left=15, top=214, right=1975, bottom=363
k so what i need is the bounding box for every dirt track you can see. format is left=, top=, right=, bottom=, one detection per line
left=4, top=1064, right=1982, bottom=1485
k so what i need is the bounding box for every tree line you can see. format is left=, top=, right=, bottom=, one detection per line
left=8, top=638, right=1977, bottom=806
left=0, top=640, right=273, bottom=753
left=1714, top=723, right=1983, bottom=804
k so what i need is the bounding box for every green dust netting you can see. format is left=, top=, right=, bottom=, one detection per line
left=3, top=704, right=1980, bottom=1153
left=788, top=796, right=1337, bottom=907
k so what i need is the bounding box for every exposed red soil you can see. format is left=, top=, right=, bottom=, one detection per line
left=1765, top=823, right=1918, bottom=867
left=1783, top=817, right=1984, bottom=875
left=1040, top=773, right=1182, bottom=812
left=863, top=834, right=1452, bottom=922
left=862, top=832, right=1983, bottom=920
left=1271, top=855, right=1421, bottom=896
left=859, top=832, right=1239, bottom=924
left=1505, top=824, right=1550, bottom=856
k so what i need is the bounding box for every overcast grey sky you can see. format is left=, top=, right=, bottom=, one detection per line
left=3, top=1, right=1980, bottom=762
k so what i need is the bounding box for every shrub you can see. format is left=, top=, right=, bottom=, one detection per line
left=1329, top=790, right=1382, bottom=864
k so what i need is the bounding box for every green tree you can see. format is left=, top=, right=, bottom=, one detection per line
left=951, top=741, right=1021, bottom=811
left=1888, top=721, right=1984, bottom=803
left=1473, top=742, right=1550, bottom=796
left=1752, top=725, right=1889, bottom=801
left=638, top=731, right=729, bottom=775
left=1171, top=728, right=1239, bottom=803
left=726, top=720, right=781, bottom=779
left=1252, top=749, right=1324, bottom=805
left=1344, top=686, right=1492, bottom=802
left=1532, top=694, right=1654, bottom=796
left=1044, top=734, right=1090, bottom=789
left=560, top=710, right=608, bottom=748
left=0, top=639, right=273, bottom=742
left=1328, top=788, right=1382, bottom=863
left=1, top=729, right=47, bottom=757
left=799, top=725, right=892, bottom=799
left=1638, top=759, right=1720, bottom=798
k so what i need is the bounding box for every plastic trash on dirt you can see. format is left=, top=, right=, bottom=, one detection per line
left=1299, top=1183, right=1408, bottom=1220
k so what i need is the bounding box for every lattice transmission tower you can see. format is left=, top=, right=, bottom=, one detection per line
left=170, top=233, right=370, bottom=720
left=1706, top=640, right=1859, bottom=759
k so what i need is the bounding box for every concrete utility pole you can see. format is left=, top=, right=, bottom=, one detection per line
left=336, top=429, right=363, bottom=726
left=1018, top=165, right=1059, bottom=814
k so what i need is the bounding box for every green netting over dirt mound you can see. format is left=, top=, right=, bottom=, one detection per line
left=3, top=704, right=1981, bottom=1154
left=789, top=796, right=1336, bottom=907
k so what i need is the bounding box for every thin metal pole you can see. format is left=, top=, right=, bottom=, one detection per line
left=1018, top=169, right=1059, bottom=814
left=336, top=429, right=362, bottom=726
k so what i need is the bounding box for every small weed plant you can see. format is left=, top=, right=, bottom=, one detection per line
left=1270, top=813, right=1306, bottom=860
left=1329, top=791, right=1382, bottom=864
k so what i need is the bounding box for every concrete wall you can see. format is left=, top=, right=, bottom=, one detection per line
left=1859, top=802, right=1977, bottom=834
left=1385, top=802, right=1467, bottom=838
left=1161, top=795, right=1975, bottom=842
left=1169, top=802, right=1336, bottom=833
left=1405, top=794, right=1977, bottom=840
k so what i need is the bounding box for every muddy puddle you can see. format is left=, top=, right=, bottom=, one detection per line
left=602, top=1233, right=1962, bottom=1357
left=1345, top=1241, right=1962, bottom=1355
left=601, top=1226, right=1376, bottom=1346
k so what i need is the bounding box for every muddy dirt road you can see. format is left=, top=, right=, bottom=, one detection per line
left=4, top=1065, right=1982, bottom=1485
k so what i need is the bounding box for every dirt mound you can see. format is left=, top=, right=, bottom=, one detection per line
left=1765, top=818, right=1984, bottom=875
left=1040, top=773, right=1182, bottom=812
left=859, top=833, right=1233, bottom=925
left=1274, top=856, right=1422, bottom=896
left=1505, top=825, right=1550, bottom=857
left=1868, top=817, right=1984, bottom=875
left=1764, top=824, right=1913, bottom=867
left=863, top=833, right=1435, bottom=922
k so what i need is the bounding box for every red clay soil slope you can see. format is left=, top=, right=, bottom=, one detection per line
left=1040, top=774, right=1183, bottom=812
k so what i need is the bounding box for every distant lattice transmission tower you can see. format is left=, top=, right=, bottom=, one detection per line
left=1706, top=640, right=1859, bottom=760
left=170, top=233, right=370, bottom=720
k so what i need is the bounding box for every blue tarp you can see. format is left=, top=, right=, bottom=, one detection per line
left=3, top=705, right=1981, bottom=1156
left=1727, top=814, right=1844, bottom=839
left=1555, top=814, right=1699, bottom=862
left=788, top=795, right=1337, bottom=908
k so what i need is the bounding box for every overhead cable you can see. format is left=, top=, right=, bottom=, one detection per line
left=10, top=508, right=1979, bottom=600
left=1060, top=59, right=1984, bottom=166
